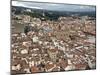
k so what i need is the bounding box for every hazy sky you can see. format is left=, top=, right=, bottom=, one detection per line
left=12, top=1, right=96, bottom=12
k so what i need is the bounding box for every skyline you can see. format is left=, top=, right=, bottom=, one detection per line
left=12, top=1, right=96, bottom=12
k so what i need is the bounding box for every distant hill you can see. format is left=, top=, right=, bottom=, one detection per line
left=12, top=6, right=96, bottom=20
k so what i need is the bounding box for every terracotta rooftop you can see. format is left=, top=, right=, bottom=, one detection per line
left=75, top=63, right=87, bottom=70
left=48, top=49, right=58, bottom=53
left=59, top=60, right=68, bottom=69
left=31, top=66, right=40, bottom=73
left=45, top=63, right=55, bottom=70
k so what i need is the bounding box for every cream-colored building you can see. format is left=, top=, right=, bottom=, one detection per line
left=47, top=49, right=58, bottom=62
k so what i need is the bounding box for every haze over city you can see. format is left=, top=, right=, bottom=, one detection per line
left=12, top=1, right=96, bottom=12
